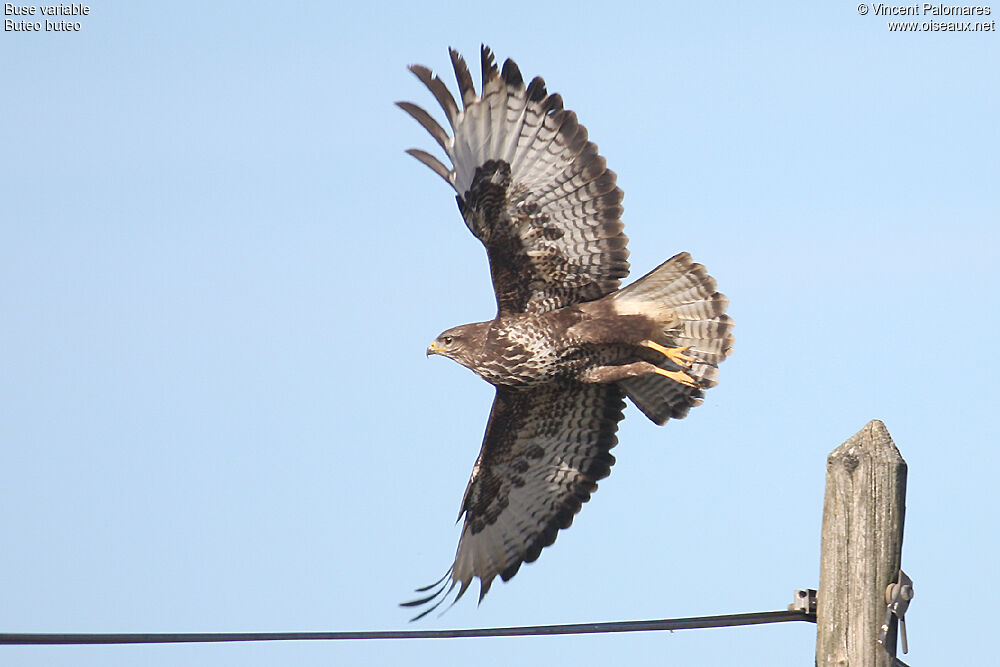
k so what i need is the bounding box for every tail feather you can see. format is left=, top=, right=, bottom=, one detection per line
left=613, top=252, right=733, bottom=425
left=619, top=374, right=703, bottom=426
left=671, top=293, right=729, bottom=321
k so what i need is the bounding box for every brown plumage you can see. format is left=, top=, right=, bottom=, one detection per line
left=398, top=46, right=734, bottom=620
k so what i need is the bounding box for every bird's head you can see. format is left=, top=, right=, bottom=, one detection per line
left=426, top=323, right=486, bottom=370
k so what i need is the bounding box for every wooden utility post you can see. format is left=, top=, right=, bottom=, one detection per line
left=816, top=420, right=908, bottom=666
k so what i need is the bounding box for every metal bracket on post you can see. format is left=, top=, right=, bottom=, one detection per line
left=878, top=569, right=913, bottom=654
left=789, top=589, right=818, bottom=616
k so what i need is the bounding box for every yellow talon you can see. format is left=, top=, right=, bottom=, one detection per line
left=640, top=340, right=694, bottom=367
left=652, top=367, right=700, bottom=388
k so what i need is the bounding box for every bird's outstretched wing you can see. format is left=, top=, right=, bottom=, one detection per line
left=398, top=46, right=630, bottom=315
left=402, top=382, right=626, bottom=620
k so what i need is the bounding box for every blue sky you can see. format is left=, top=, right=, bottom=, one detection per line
left=2, top=2, right=997, bottom=664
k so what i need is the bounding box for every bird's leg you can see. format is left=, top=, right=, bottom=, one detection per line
left=639, top=340, right=694, bottom=368
left=650, top=366, right=699, bottom=388
left=634, top=341, right=699, bottom=388
left=581, top=361, right=700, bottom=389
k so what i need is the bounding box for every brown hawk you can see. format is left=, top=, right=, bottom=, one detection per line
left=398, top=46, right=734, bottom=620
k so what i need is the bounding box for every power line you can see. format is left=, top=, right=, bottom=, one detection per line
left=1, top=609, right=813, bottom=645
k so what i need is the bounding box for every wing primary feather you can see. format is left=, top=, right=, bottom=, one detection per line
left=449, top=47, right=477, bottom=108
left=401, top=571, right=460, bottom=622
left=500, top=58, right=524, bottom=89
left=395, top=101, right=450, bottom=152
left=453, top=576, right=473, bottom=602
left=407, top=582, right=457, bottom=622
left=480, top=44, right=506, bottom=162
left=412, top=568, right=454, bottom=594
left=400, top=587, right=445, bottom=608
left=495, top=57, right=528, bottom=164
left=544, top=92, right=564, bottom=114
left=478, top=577, right=494, bottom=603
left=525, top=75, right=547, bottom=102
left=438, top=591, right=466, bottom=618
left=480, top=44, right=497, bottom=84
left=404, top=148, right=453, bottom=184
left=408, top=65, right=460, bottom=130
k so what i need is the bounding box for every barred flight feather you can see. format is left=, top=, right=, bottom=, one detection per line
left=397, top=45, right=630, bottom=315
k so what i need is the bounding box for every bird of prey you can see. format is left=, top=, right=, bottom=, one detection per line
left=398, top=46, right=733, bottom=620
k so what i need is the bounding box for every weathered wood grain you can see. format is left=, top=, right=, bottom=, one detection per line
left=816, top=420, right=907, bottom=666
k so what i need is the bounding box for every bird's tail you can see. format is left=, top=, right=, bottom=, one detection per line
left=612, top=252, right=734, bottom=425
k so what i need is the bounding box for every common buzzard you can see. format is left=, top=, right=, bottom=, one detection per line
left=399, top=46, right=733, bottom=620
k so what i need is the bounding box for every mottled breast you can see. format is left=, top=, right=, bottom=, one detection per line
left=470, top=314, right=570, bottom=387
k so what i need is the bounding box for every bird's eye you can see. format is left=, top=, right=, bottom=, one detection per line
left=442, top=336, right=454, bottom=345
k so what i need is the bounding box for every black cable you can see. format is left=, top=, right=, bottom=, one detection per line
left=0, top=609, right=814, bottom=645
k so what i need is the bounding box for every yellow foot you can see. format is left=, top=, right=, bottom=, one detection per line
left=640, top=340, right=694, bottom=368
left=652, top=367, right=700, bottom=389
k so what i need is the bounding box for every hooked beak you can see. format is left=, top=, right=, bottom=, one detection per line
left=426, top=341, right=443, bottom=357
